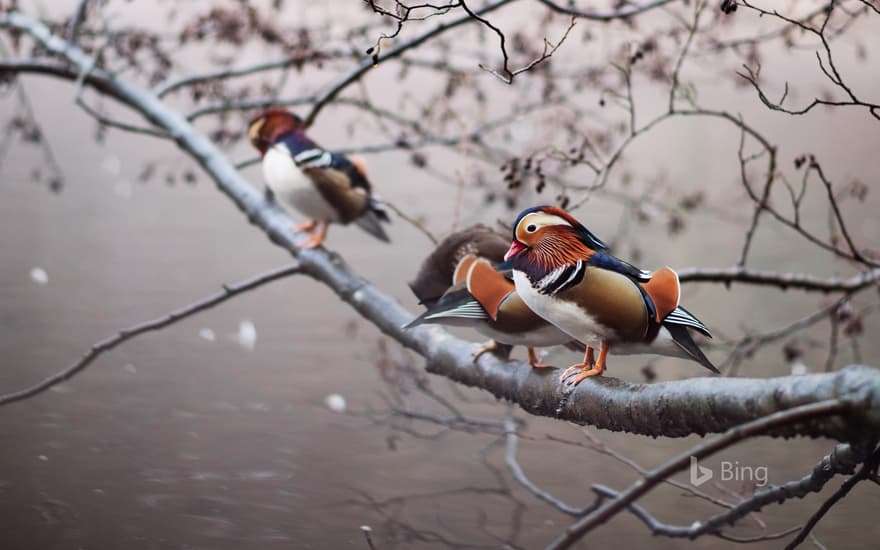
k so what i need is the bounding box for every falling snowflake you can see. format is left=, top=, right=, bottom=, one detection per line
left=101, top=155, right=121, bottom=175
left=324, top=394, right=347, bottom=413
left=237, top=320, right=257, bottom=350
left=30, top=267, right=48, bottom=285
left=199, top=328, right=216, bottom=342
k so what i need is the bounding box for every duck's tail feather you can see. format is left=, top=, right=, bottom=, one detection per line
left=664, top=322, right=719, bottom=374
left=356, top=200, right=391, bottom=242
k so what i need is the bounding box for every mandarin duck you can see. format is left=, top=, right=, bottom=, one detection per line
left=503, top=205, right=718, bottom=386
left=247, top=108, right=390, bottom=248
left=406, top=225, right=582, bottom=367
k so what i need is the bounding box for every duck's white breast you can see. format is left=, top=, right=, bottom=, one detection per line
left=512, top=270, right=605, bottom=346
left=262, top=146, right=340, bottom=222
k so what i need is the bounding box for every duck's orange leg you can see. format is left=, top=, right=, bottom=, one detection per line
left=472, top=340, right=513, bottom=363
left=298, top=222, right=329, bottom=249
left=291, top=219, right=318, bottom=234
left=472, top=340, right=499, bottom=362
left=561, top=343, right=607, bottom=386
left=527, top=347, right=552, bottom=368
left=560, top=346, right=593, bottom=380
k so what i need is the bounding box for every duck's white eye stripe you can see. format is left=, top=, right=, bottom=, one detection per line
left=247, top=118, right=265, bottom=139
left=542, top=214, right=572, bottom=227
left=522, top=212, right=572, bottom=230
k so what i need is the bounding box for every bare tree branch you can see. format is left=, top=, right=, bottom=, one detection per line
left=304, top=0, right=517, bottom=127
left=722, top=296, right=851, bottom=376
left=547, top=399, right=859, bottom=549
left=738, top=63, right=880, bottom=121
left=735, top=2, right=880, bottom=121
left=677, top=266, right=880, bottom=293
left=504, top=418, right=591, bottom=515
left=784, top=447, right=880, bottom=549
left=66, top=0, right=90, bottom=45
left=589, top=484, right=805, bottom=542
left=536, top=0, right=678, bottom=20
left=459, top=0, right=575, bottom=84
left=475, top=15, right=576, bottom=84
left=153, top=50, right=350, bottom=98
left=665, top=442, right=865, bottom=540
left=0, top=262, right=301, bottom=406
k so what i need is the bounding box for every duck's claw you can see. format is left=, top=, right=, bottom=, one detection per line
left=295, top=221, right=328, bottom=249
left=559, top=343, right=607, bottom=386
left=527, top=347, right=552, bottom=368
left=472, top=340, right=512, bottom=363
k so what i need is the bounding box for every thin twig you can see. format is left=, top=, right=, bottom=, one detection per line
left=304, top=0, right=516, bottom=127
left=378, top=198, right=438, bottom=245
left=153, top=51, right=349, bottom=98
left=66, top=0, right=90, bottom=44
left=537, top=0, right=677, bottom=20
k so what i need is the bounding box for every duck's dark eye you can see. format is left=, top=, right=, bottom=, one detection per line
left=526, top=224, right=537, bottom=233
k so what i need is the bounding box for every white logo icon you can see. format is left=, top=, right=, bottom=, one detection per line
left=690, top=456, right=713, bottom=486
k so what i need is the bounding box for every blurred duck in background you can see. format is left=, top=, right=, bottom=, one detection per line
left=247, top=108, right=390, bottom=248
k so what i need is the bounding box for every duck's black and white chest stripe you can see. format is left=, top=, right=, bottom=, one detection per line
left=292, top=148, right=333, bottom=169
left=534, top=260, right=586, bottom=296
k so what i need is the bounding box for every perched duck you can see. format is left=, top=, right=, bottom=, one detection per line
left=247, top=108, right=390, bottom=248
left=406, top=225, right=581, bottom=367
left=409, top=224, right=510, bottom=307
left=503, top=205, right=718, bottom=386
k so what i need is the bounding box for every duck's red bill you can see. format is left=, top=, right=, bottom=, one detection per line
left=504, top=240, right=526, bottom=261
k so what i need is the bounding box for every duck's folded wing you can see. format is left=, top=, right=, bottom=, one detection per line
left=303, top=167, right=369, bottom=223
left=664, top=322, right=718, bottom=373
left=587, top=252, right=652, bottom=282
left=403, top=286, right=488, bottom=329
left=466, top=259, right=516, bottom=321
